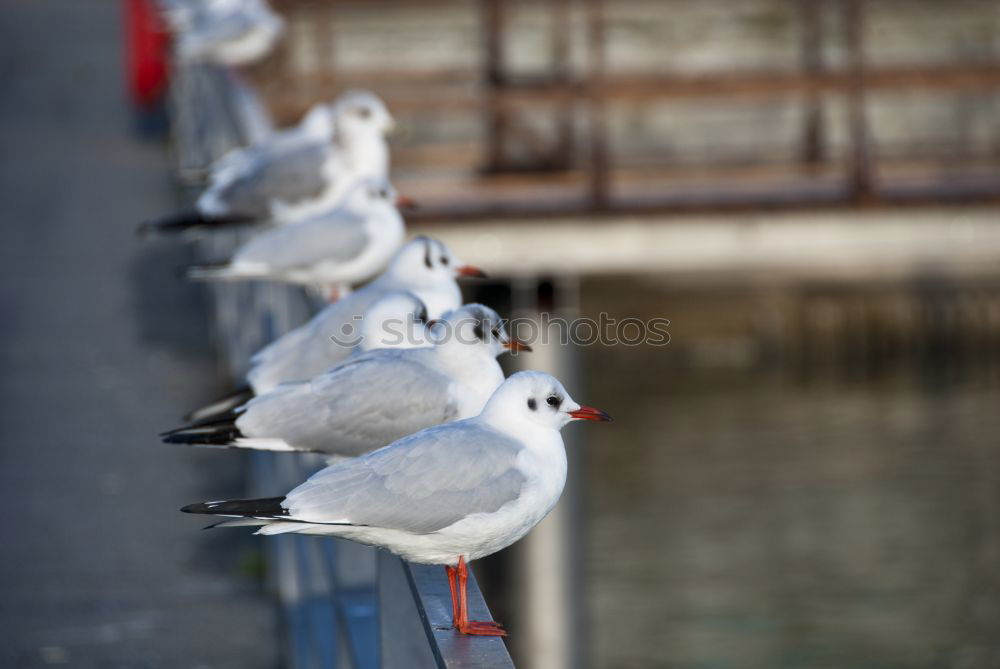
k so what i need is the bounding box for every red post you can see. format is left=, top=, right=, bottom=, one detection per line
left=124, top=0, right=170, bottom=109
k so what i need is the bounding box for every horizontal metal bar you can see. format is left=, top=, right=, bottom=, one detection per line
left=408, top=562, right=511, bottom=666
left=378, top=551, right=514, bottom=669
left=255, top=63, right=1000, bottom=121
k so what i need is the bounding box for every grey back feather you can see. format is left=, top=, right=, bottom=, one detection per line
left=221, top=141, right=329, bottom=216
left=246, top=287, right=388, bottom=391
left=233, top=207, right=370, bottom=270
left=239, top=349, right=458, bottom=456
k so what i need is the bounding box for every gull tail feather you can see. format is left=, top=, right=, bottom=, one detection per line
left=256, top=522, right=308, bottom=536
left=186, top=263, right=236, bottom=281
left=230, top=438, right=303, bottom=452
left=203, top=518, right=270, bottom=530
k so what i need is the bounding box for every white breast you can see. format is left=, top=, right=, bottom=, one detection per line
left=429, top=434, right=567, bottom=563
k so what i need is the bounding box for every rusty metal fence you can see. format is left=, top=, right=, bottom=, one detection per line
left=233, top=0, right=1000, bottom=219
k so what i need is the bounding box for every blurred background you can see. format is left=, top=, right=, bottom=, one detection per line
left=3, top=0, right=1000, bottom=667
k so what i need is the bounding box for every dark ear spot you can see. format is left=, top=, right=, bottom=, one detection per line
left=527, top=398, right=537, bottom=411
left=473, top=320, right=485, bottom=341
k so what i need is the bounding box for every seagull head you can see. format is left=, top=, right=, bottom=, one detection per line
left=409, top=235, right=486, bottom=281
left=332, top=90, right=395, bottom=137
left=364, top=177, right=399, bottom=208
left=336, top=176, right=398, bottom=211
left=481, top=371, right=612, bottom=431
left=384, top=237, right=486, bottom=315
left=358, top=291, right=432, bottom=352
left=433, top=304, right=531, bottom=358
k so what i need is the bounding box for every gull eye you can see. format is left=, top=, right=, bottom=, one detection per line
left=378, top=189, right=388, bottom=198
left=527, top=398, right=537, bottom=411
left=491, top=326, right=501, bottom=338
left=440, top=256, right=449, bottom=265
left=546, top=395, right=561, bottom=408
left=357, top=106, right=372, bottom=119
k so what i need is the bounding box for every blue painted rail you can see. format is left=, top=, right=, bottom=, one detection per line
left=168, top=59, right=514, bottom=669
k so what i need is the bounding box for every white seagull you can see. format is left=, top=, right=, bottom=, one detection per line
left=184, top=289, right=431, bottom=423
left=163, top=304, right=531, bottom=455
left=164, top=0, right=285, bottom=67
left=182, top=371, right=611, bottom=636
left=185, top=176, right=405, bottom=291
left=183, top=237, right=485, bottom=419
left=245, top=237, right=483, bottom=394
left=141, top=90, right=395, bottom=235
left=349, top=290, right=434, bottom=354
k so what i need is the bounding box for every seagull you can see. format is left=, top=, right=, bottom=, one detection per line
left=164, top=0, right=285, bottom=67
left=163, top=304, right=531, bottom=455
left=182, top=371, right=611, bottom=636
left=182, top=237, right=484, bottom=420
left=351, top=290, right=434, bottom=354
left=185, top=176, right=405, bottom=292
left=140, top=90, right=394, bottom=235
left=184, top=289, right=431, bottom=422
left=245, top=237, right=482, bottom=394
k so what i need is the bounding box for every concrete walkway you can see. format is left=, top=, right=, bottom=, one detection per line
left=0, top=2, right=277, bottom=667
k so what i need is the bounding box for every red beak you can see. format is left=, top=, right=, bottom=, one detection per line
left=395, top=195, right=418, bottom=211
left=568, top=405, right=613, bottom=422
left=503, top=339, right=533, bottom=353
left=457, top=265, right=488, bottom=278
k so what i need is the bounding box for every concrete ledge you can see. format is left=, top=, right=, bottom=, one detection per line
left=416, top=207, right=1000, bottom=280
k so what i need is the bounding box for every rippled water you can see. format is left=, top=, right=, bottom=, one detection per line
left=582, top=354, right=1000, bottom=669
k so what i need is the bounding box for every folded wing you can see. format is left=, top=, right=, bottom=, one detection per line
left=239, top=350, right=458, bottom=456
left=232, top=207, right=370, bottom=272
left=283, top=421, right=526, bottom=533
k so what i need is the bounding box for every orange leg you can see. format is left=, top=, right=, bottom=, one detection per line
left=445, top=564, right=460, bottom=627
left=453, top=556, right=506, bottom=636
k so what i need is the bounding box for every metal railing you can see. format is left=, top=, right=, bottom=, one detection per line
left=168, top=62, right=514, bottom=669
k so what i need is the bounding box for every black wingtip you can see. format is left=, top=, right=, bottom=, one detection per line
left=136, top=209, right=204, bottom=238
left=181, top=497, right=288, bottom=517
left=182, top=502, right=212, bottom=514
left=136, top=211, right=259, bottom=238
left=160, top=411, right=237, bottom=438
left=161, top=421, right=242, bottom=446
